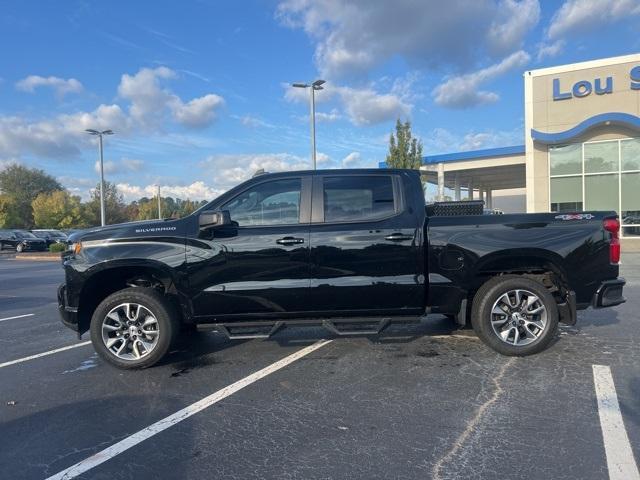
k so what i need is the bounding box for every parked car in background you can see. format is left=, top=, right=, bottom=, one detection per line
left=31, top=229, right=68, bottom=248
left=0, top=229, right=47, bottom=252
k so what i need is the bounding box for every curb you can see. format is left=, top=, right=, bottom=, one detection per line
left=14, top=254, right=61, bottom=261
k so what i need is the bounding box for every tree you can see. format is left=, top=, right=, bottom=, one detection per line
left=84, top=181, right=128, bottom=226
left=386, top=119, right=423, bottom=170
left=0, top=164, right=62, bottom=228
left=32, top=190, right=86, bottom=229
left=0, top=194, right=20, bottom=228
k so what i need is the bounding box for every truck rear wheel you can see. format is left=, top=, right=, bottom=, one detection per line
left=90, top=287, right=178, bottom=369
left=471, top=275, right=558, bottom=356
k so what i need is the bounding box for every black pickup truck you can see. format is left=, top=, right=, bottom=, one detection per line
left=58, top=169, right=625, bottom=368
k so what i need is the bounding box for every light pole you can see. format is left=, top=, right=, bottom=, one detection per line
left=292, top=79, right=325, bottom=169
left=85, top=129, right=114, bottom=226
left=157, top=185, right=162, bottom=219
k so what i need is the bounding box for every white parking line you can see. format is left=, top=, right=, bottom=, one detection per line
left=0, top=313, right=35, bottom=323
left=45, top=339, right=332, bottom=480
left=593, top=365, right=640, bottom=480
left=0, top=341, right=91, bottom=369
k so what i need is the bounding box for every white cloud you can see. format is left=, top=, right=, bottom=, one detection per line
left=276, top=0, right=539, bottom=78
left=0, top=66, right=224, bottom=164
left=117, top=66, right=176, bottom=127
left=538, top=0, right=640, bottom=58
left=421, top=126, right=523, bottom=154
left=547, top=0, right=640, bottom=39
left=201, top=153, right=312, bottom=189
left=315, top=109, right=342, bottom=122
left=171, top=94, right=224, bottom=128
left=93, top=157, right=145, bottom=175
left=285, top=81, right=411, bottom=126
left=16, top=75, right=83, bottom=97
left=487, top=0, right=540, bottom=55
left=341, top=151, right=361, bottom=167
left=116, top=181, right=222, bottom=202
left=316, top=152, right=331, bottom=166
left=0, top=103, right=128, bottom=159
left=117, top=66, right=224, bottom=129
left=339, top=85, right=411, bottom=125
left=432, top=50, right=530, bottom=109
left=536, top=40, right=565, bottom=60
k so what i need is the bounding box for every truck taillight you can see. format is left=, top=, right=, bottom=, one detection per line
left=603, top=218, right=620, bottom=264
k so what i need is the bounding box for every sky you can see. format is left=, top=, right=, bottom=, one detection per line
left=1, top=0, right=640, bottom=202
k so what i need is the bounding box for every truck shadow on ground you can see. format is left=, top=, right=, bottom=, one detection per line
left=0, top=395, right=194, bottom=480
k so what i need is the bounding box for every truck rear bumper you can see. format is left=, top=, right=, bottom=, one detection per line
left=592, top=278, right=626, bottom=308
left=57, top=283, right=79, bottom=331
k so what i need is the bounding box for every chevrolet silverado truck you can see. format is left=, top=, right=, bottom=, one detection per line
left=58, top=169, right=625, bottom=369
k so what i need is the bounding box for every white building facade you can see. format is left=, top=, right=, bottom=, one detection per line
left=415, top=54, right=640, bottom=241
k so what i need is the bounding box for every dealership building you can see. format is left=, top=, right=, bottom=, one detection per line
left=413, top=53, right=640, bottom=242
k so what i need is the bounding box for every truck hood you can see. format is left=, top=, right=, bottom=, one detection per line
left=68, top=218, right=188, bottom=243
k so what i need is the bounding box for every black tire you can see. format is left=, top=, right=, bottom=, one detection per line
left=471, top=275, right=558, bottom=356
left=90, top=287, right=179, bottom=369
left=16, top=243, right=23, bottom=253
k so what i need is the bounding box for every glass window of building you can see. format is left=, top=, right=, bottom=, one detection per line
left=548, top=138, right=640, bottom=237
left=550, top=177, right=582, bottom=212
left=584, top=141, right=618, bottom=173
left=622, top=172, right=640, bottom=237
left=584, top=174, right=618, bottom=211
left=549, top=144, right=582, bottom=175
left=621, top=139, right=640, bottom=171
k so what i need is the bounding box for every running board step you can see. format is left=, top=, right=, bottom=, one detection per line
left=199, top=318, right=392, bottom=339
left=210, top=322, right=285, bottom=340
left=321, top=318, right=390, bottom=336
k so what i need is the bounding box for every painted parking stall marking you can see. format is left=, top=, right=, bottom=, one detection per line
left=46, top=339, right=333, bottom=480
left=592, top=365, right=640, bottom=480
left=0, top=313, right=34, bottom=323
left=0, top=341, right=91, bottom=369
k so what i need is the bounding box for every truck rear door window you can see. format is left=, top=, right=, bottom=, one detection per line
left=323, top=176, right=395, bottom=222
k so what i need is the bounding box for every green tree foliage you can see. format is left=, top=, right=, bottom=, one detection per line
left=134, top=197, right=206, bottom=220
left=0, top=194, right=20, bottom=228
left=0, top=164, right=210, bottom=228
left=32, top=190, right=86, bottom=229
left=386, top=119, right=424, bottom=170
left=0, top=164, right=62, bottom=228
left=83, top=181, right=128, bottom=226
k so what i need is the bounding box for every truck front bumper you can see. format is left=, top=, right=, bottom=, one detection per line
left=57, top=283, right=79, bottom=331
left=592, top=278, right=626, bottom=308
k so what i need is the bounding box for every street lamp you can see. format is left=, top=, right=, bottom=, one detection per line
left=292, top=79, right=325, bottom=169
left=85, top=129, right=114, bottom=226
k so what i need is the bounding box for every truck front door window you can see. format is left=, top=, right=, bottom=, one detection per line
left=222, top=178, right=301, bottom=226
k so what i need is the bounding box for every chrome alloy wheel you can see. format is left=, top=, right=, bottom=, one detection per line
left=490, top=289, right=547, bottom=346
left=101, top=303, right=160, bottom=361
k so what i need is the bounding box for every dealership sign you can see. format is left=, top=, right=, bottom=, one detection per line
left=553, top=66, right=640, bottom=100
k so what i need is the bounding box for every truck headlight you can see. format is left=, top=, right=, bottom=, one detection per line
left=68, top=242, right=82, bottom=254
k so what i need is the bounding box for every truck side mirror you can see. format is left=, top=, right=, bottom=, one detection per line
left=199, top=210, right=232, bottom=229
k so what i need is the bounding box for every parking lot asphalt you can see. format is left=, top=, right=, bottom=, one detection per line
left=0, top=257, right=638, bottom=480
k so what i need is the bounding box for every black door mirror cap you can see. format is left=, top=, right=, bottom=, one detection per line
left=199, top=210, right=232, bottom=229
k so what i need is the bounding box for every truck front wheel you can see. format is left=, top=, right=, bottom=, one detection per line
left=90, top=287, right=178, bottom=369
left=471, top=275, right=558, bottom=356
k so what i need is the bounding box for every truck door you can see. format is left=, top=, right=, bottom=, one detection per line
left=307, top=173, right=424, bottom=314
left=190, top=175, right=311, bottom=317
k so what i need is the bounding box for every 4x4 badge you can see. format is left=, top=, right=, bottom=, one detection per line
left=554, top=214, right=595, bottom=220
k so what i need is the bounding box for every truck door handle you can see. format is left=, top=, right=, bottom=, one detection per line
left=276, top=237, right=305, bottom=245
left=384, top=233, right=414, bottom=242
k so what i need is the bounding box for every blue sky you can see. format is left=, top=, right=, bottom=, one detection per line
left=1, top=0, right=640, bottom=201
